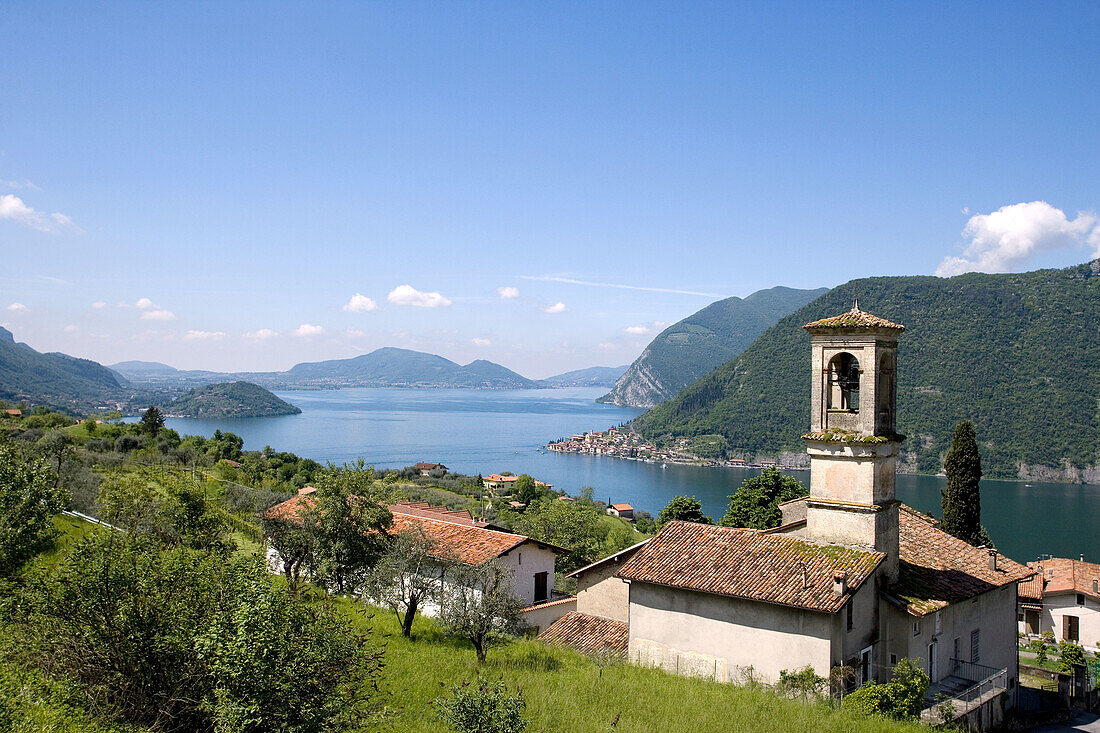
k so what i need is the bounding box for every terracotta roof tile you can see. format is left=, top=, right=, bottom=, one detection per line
left=387, top=501, right=489, bottom=528
left=1019, top=558, right=1100, bottom=601
left=893, top=506, right=1034, bottom=616
left=390, top=513, right=527, bottom=565
left=538, top=612, right=628, bottom=656
left=804, top=307, right=905, bottom=332
left=616, top=521, right=884, bottom=613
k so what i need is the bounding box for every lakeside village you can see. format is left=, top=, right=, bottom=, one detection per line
left=548, top=426, right=795, bottom=469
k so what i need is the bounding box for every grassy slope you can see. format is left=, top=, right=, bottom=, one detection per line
left=355, top=603, right=926, bottom=733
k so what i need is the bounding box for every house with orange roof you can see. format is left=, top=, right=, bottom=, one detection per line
left=1018, top=556, right=1100, bottom=647
left=606, top=503, right=634, bottom=520
left=543, top=307, right=1033, bottom=728
left=259, top=491, right=564, bottom=609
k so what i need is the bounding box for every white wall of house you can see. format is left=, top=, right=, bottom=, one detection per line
left=883, top=584, right=1019, bottom=694
left=1043, top=592, right=1100, bottom=647
left=627, top=581, right=834, bottom=684
left=576, top=561, right=631, bottom=622
left=499, top=543, right=557, bottom=606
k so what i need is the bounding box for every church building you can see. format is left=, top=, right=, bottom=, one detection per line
left=546, top=305, right=1033, bottom=716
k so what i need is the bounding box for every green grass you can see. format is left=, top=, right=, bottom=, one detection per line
left=346, top=601, right=927, bottom=733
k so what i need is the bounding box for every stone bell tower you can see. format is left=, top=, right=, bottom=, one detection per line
left=802, top=303, right=905, bottom=581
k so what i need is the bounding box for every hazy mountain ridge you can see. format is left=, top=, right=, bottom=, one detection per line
left=0, top=327, right=125, bottom=409
left=599, top=286, right=829, bottom=408
left=542, top=365, right=629, bottom=388
left=633, top=260, right=1100, bottom=481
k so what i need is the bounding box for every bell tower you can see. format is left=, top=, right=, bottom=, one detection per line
left=803, top=304, right=905, bottom=581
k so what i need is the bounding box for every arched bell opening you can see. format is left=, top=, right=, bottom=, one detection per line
left=827, top=352, right=861, bottom=412
left=876, top=352, right=896, bottom=434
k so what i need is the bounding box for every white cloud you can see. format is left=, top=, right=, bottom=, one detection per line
left=135, top=297, right=155, bottom=309
left=0, top=194, right=77, bottom=233
left=91, top=301, right=108, bottom=310
left=387, top=284, right=452, bottom=308
left=471, top=337, right=492, bottom=346
left=6, top=302, right=27, bottom=312
left=623, top=321, right=669, bottom=336
left=293, top=323, right=325, bottom=337
left=936, top=201, right=1100, bottom=277
left=140, top=309, right=176, bottom=321
left=497, top=286, right=520, bottom=299
left=185, top=330, right=226, bottom=340
left=542, top=301, right=569, bottom=314
left=0, top=179, right=41, bottom=191
left=64, top=324, right=79, bottom=333
left=342, top=293, right=380, bottom=313
left=523, top=275, right=724, bottom=298
left=244, top=328, right=278, bottom=339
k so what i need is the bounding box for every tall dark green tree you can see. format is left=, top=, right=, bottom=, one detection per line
left=941, top=421, right=985, bottom=546
left=139, top=406, right=165, bottom=435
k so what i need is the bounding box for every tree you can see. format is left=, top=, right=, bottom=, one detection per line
left=656, top=495, right=712, bottom=528
left=36, top=429, right=74, bottom=489
left=439, top=559, right=523, bottom=663
left=260, top=511, right=316, bottom=595
left=510, top=498, right=610, bottom=573
left=719, top=468, right=807, bottom=529
left=0, top=442, right=67, bottom=577
left=366, top=525, right=446, bottom=637
left=941, top=421, right=985, bottom=546
left=434, top=679, right=527, bottom=733
left=306, top=460, right=393, bottom=594
left=840, top=658, right=929, bottom=720
left=511, top=474, right=543, bottom=505
left=139, top=406, right=165, bottom=436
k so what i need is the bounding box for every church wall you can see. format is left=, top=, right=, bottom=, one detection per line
left=627, top=581, right=833, bottom=684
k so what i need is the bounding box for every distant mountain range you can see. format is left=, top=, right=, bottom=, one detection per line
left=599, top=286, right=828, bottom=408
left=0, top=327, right=126, bottom=410
left=634, top=260, right=1100, bottom=482
left=110, top=348, right=625, bottom=392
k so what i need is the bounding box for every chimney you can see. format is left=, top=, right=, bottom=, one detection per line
left=833, top=571, right=848, bottom=597
left=988, top=549, right=998, bottom=571
left=1081, top=554, right=1085, bottom=562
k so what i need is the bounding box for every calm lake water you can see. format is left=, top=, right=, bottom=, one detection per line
left=162, top=387, right=1100, bottom=565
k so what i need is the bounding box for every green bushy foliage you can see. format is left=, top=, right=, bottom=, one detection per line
left=720, top=468, right=807, bottom=529
left=435, top=679, right=527, bottom=733
left=841, top=659, right=929, bottom=720
left=656, top=495, right=712, bottom=528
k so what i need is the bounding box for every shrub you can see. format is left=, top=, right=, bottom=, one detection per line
left=1059, top=641, right=1086, bottom=672
left=777, top=666, right=825, bottom=700
left=434, top=679, right=527, bottom=733
left=840, top=658, right=929, bottom=720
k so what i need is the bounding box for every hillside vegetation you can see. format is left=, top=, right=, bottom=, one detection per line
left=600, top=286, right=827, bottom=408
left=635, top=260, right=1100, bottom=480
left=284, top=347, right=541, bottom=389
left=0, top=327, right=124, bottom=410
left=164, top=381, right=302, bottom=418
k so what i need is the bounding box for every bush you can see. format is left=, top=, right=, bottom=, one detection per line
left=434, top=679, right=527, bottom=733
left=840, top=658, right=929, bottom=720
left=1059, top=641, right=1086, bottom=671
left=777, top=666, right=825, bottom=700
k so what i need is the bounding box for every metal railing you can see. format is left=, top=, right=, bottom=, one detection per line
left=949, top=658, right=1003, bottom=684
left=946, top=659, right=1008, bottom=707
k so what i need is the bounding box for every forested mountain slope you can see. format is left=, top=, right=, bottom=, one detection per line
left=0, top=327, right=123, bottom=408
left=634, top=260, right=1100, bottom=481
left=165, top=381, right=302, bottom=418
left=599, top=286, right=828, bottom=408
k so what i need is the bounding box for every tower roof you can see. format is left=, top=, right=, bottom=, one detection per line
left=803, top=304, right=905, bottom=332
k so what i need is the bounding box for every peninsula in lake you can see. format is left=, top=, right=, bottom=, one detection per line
left=165, top=381, right=301, bottom=418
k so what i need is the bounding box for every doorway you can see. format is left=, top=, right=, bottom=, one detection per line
left=534, top=572, right=548, bottom=602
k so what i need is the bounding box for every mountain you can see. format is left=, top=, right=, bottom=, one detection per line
left=110, top=360, right=180, bottom=375
left=633, top=260, right=1100, bottom=482
left=543, top=365, right=629, bottom=388
left=165, top=381, right=301, bottom=418
left=284, top=347, right=541, bottom=389
left=0, top=327, right=124, bottom=409
left=599, top=286, right=829, bottom=408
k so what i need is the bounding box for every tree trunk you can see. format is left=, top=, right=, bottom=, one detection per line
left=473, top=634, right=486, bottom=663
left=402, top=596, right=418, bottom=638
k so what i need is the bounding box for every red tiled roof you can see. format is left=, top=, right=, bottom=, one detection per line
left=388, top=501, right=488, bottom=528
left=617, top=521, right=884, bottom=613
left=538, top=612, right=629, bottom=657
left=610, top=503, right=634, bottom=511
left=893, top=506, right=1033, bottom=616
left=1019, top=558, right=1100, bottom=602
left=259, top=492, right=315, bottom=523
left=390, top=513, right=526, bottom=565
left=804, top=306, right=905, bottom=332
left=414, top=462, right=446, bottom=470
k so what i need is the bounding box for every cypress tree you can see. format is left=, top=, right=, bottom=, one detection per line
left=941, top=420, right=983, bottom=546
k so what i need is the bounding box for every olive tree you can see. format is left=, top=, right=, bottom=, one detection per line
left=439, top=560, right=523, bottom=663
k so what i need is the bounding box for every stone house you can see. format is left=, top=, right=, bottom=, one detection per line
left=1018, top=557, right=1100, bottom=648
left=543, top=306, right=1033, bottom=722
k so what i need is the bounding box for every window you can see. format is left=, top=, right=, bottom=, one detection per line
left=517, top=552, right=522, bottom=566
left=970, top=629, right=980, bottom=663
left=828, top=353, right=861, bottom=411
left=913, top=620, right=921, bottom=637
left=890, top=654, right=897, bottom=665
left=1077, top=593, right=1085, bottom=605
left=846, top=602, right=854, bottom=631
left=953, top=637, right=960, bottom=662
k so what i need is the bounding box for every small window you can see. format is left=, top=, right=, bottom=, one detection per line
left=970, top=629, right=980, bottom=663
left=913, top=620, right=921, bottom=637
left=846, top=602, right=854, bottom=631
left=890, top=654, right=898, bottom=665
left=517, top=552, right=522, bottom=566
left=1077, top=593, right=1085, bottom=605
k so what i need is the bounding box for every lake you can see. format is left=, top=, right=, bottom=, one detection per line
left=162, top=386, right=1100, bottom=565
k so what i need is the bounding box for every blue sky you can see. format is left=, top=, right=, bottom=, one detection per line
left=2, top=2, right=1099, bottom=376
